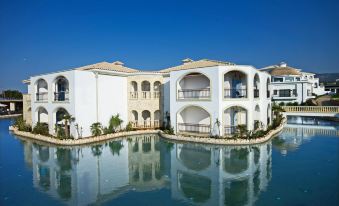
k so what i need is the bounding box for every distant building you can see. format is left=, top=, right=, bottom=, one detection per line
left=260, top=62, right=326, bottom=104
left=324, top=79, right=339, bottom=94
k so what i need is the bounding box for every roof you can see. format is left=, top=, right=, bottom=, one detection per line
left=77, top=61, right=139, bottom=73
left=159, top=59, right=235, bottom=73
left=261, top=63, right=302, bottom=76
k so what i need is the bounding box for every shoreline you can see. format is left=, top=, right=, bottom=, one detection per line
left=9, top=119, right=286, bottom=146
left=0, top=114, right=22, bottom=119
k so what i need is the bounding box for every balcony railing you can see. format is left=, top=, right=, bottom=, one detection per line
left=130, top=92, right=138, bottom=99
left=54, top=91, right=69, bottom=101
left=141, top=91, right=151, bottom=99
left=224, top=89, right=247, bottom=98
left=153, top=91, right=161, bottom=99
left=254, top=89, right=259, bottom=98
left=36, top=92, right=48, bottom=102
left=224, top=125, right=237, bottom=135
left=177, top=123, right=211, bottom=134
left=177, top=89, right=210, bottom=100
left=131, top=120, right=161, bottom=129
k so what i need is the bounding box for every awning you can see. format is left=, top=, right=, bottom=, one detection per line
left=0, top=103, right=8, bottom=107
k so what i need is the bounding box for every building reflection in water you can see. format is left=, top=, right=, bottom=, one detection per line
left=273, top=116, right=339, bottom=155
left=21, top=134, right=273, bottom=206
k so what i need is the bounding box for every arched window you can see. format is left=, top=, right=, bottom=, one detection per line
left=178, top=72, right=210, bottom=99
left=266, top=78, right=271, bottom=98
left=177, top=106, right=210, bottom=134
left=224, top=71, right=247, bottom=98
left=141, top=81, right=151, bottom=99
left=253, top=73, right=260, bottom=98
left=153, top=81, right=161, bottom=98
left=142, top=110, right=151, bottom=127
left=54, top=76, right=69, bottom=101
left=35, top=79, right=48, bottom=101
left=154, top=110, right=160, bottom=128
left=130, top=81, right=138, bottom=99
left=224, top=106, right=247, bottom=135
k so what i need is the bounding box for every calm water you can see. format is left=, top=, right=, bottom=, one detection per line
left=0, top=117, right=338, bottom=206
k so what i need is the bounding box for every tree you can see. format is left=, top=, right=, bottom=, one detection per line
left=109, top=114, right=123, bottom=132
left=91, top=122, right=102, bottom=136
left=0, top=90, right=22, bottom=99
left=62, top=114, right=75, bottom=138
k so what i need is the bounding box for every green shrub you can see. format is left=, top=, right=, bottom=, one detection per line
left=163, top=126, right=174, bottom=135
left=125, top=122, right=134, bottom=131
left=13, top=116, right=31, bottom=132
left=91, top=122, right=102, bottom=136
left=56, top=125, right=66, bottom=139
left=32, top=122, right=49, bottom=136
left=279, top=102, right=285, bottom=106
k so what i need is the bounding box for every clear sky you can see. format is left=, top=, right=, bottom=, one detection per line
left=1, top=0, right=338, bottom=92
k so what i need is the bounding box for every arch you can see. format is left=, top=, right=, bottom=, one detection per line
left=54, top=76, right=69, bottom=101
left=35, top=78, right=48, bottom=101
left=177, top=72, right=211, bottom=99
left=142, top=110, right=151, bottom=127
left=141, top=81, right=150, bottom=91
left=35, top=106, right=48, bottom=123
left=224, top=178, right=249, bottom=206
left=224, top=70, right=248, bottom=98
left=55, top=107, right=69, bottom=125
left=179, top=145, right=211, bottom=171
left=253, top=73, right=260, bottom=98
left=154, top=110, right=161, bottom=128
left=130, top=81, right=138, bottom=92
left=179, top=172, right=211, bottom=203
left=177, top=105, right=211, bottom=134
left=223, top=105, right=248, bottom=135
left=38, top=164, right=51, bottom=191
left=266, top=77, right=271, bottom=98
left=153, top=81, right=161, bottom=91
left=223, top=148, right=249, bottom=174
left=38, top=146, right=50, bottom=162
left=254, top=105, right=261, bottom=130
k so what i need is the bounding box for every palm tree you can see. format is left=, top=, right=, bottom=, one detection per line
left=109, top=114, right=124, bottom=132
left=91, top=122, right=102, bottom=136
left=62, top=114, right=75, bottom=138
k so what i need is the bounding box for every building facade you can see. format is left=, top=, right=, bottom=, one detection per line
left=260, top=62, right=326, bottom=104
left=24, top=59, right=271, bottom=138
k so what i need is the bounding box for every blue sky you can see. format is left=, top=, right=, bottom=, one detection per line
left=1, top=0, right=338, bottom=91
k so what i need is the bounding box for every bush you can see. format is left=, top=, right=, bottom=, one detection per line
left=32, top=122, right=49, bottom=136
left=279, top=102, right=285, bottom=106
left=56, top=125, right=66, bottom=139
left=125, top=122, right=134, bottom=131
left=91, top=122, right=102, bottom=136
left=163, top=126, right=174, bottom=135
left=13, top=116, right=31, bottom=132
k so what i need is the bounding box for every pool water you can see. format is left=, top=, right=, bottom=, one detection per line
left=0, top=117, right=338, bottom=206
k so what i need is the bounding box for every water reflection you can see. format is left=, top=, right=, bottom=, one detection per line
left=18, top=117, right=338, bottom=205
left=273, top=116, right=339, bottom=155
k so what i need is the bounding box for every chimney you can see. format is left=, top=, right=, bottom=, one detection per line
left=182, top=58, right=194, bottom=64
left=279, top=62, right=287, bottom=67
left=112, top=61, right=124, bottom=66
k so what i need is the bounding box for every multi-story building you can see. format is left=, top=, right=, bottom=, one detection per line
left=260, top=62, right=326, bottom=104
left=23, top=58, right=271, bottom=138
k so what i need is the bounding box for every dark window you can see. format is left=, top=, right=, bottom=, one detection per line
left=279, top=89, right=291, bottom=97
left=273, top=90, right=278, bottom=95
left=293, top=89, right=297, bottom=96
left=273, top=78, right=283, bottom=82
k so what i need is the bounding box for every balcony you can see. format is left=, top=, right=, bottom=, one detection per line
left=177, top=123, right=211, bottom=134
left=224, top=125, right=237, bottom=135
left=131, top=120, right=161, bottom=129
left=54, top=91, right=69, bottom=102
left=224, top=89, right=247, bottom=98
left=36, top=92, right=48, bottom=102
left=178, top=89, right=210, bottom=100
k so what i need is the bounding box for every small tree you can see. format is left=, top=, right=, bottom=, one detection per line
left=109, top=114, right=123, bottom=132
left=62, top=114, right=75, bottom=138
left=236, top=124, right=247, bottom=138
left=91, top=122, right=102, bottom=136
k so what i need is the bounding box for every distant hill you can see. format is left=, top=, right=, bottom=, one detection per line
left=315, top=73, right=339, bottom=83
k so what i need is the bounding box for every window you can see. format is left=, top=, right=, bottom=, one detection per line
left=273, top=77, right=283, bottom=82
left=296, top=77, right=300, bottom=81
left=279, top=89, right=291, bottom=97
left=307, top=89, right=311, bottom=96
left=293, top=89, right=297, bottom=96
left=273, top=90, right=278, bottom=95
left=314, top=83, right=318, bottom=88
left=285, top=77, right=294, bottom=82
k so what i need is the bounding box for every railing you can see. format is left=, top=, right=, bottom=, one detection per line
left=54, top=91, right=69, bottom=101
left=254, top=89, right=259, bottom=98
left=177, top=89, right=210, bottom=100
left=224, top=125, right=238, bottom=135
left=36, top=92, right=48, bottom=101
left=283, top=106, right=339, bottom=113
left=154, top=91, right=161, bottom=99
left=141, top=91, right=151, bottom=99
left=177, top=123, right=211, bottom=134
left=131, top=120, right=161, bottom=129
left=130, top=92, right=138, bottom=99
left=224, top=89, right=247, bottom=98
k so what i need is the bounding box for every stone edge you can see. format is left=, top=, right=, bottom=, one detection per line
left=9, top=118, right=286, bottom=146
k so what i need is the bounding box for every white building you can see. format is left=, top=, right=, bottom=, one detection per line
left=260, top=62, right=326, bottom=104
left=24, top=58, right=272, bottom=138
